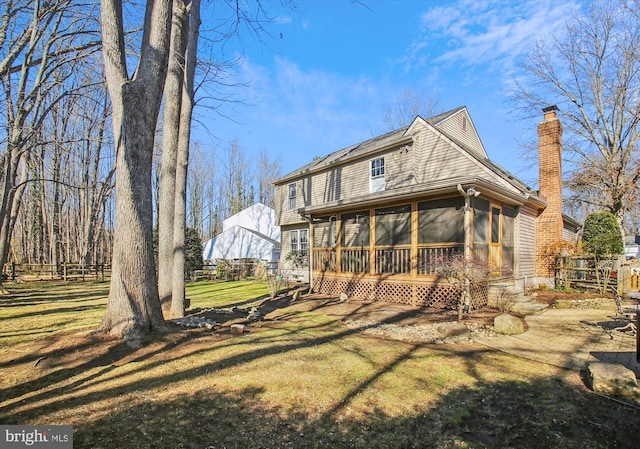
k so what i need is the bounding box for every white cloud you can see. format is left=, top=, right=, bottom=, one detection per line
left=274, top=15, right=292, bottom=24
left=409, top=0, right=582, bottom=74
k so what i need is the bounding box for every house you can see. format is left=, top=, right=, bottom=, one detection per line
left=202, top=203, right=281, bottom=262
left=273, top=106, right=580, bottom=308
left=625, top=235, right=640, bottom=260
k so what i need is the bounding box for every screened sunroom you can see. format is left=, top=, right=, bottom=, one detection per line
left=307, top=194, right=516, bottom=308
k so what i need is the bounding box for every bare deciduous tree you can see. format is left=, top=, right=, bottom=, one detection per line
left=0, top=0, right=101, bottom=286
left=98, top=0, right=173, bottom=340
left=512, top=0, right=640, bottom=231
left=257, top=147, right=282, bottom=209
left=158, top=0, right=190, bottom=316
left=381, top=87, right=442, bottom=131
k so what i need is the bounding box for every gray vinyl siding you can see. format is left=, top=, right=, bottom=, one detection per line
left=562, top=223, right=579, bottom=243
left=274, top=181, right=307, bottom=227
left=276, top=123, right=521, bottom=227
left=432, top=110, right=487, bottom=158
left=518, top=204, right=538, bottom=277
left=419, top=125, right=482, bottom=183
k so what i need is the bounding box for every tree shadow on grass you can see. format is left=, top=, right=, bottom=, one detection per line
left=0, top=285, right=110, bottom=307
left=72, top=376, right=640, bottom=449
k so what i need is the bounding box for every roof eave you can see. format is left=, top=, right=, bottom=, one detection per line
left=297, top=177, right=544, bottom=216
left=274, top=135, right=414, bottom=185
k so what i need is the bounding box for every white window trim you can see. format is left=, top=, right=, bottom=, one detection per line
left=289, top=229, right=309, bottom=256
left=370, top=157, right=385, bottom=193
left=288, top=182, right=297, bottom=211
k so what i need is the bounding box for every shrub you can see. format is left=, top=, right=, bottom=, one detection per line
left=185, top=228, right=204, bottom=275
left=582, top=211, right=624, bottom=257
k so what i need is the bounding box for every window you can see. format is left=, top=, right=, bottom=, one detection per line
left=371, top=157, right=385, bottom=178
left=370, top=157, right=385, bottom=192
left=289, top=229, right=309, bottom=256
left=299, top=229, right=309, bottom=255
left=288, top=183, right=297, bottom=211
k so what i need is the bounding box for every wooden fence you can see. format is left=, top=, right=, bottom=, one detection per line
left=3, top=263, right=109, bottom=282
left=555, top=255, right=639, bottom=295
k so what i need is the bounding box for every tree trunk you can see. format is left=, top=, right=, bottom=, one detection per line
left=98, top=84, right=166, bottom=339
left=158, top=0, right=188, bottom=316
left=170, top=0, right=200, bottom=319
left=97, top=0, right=173, bottom=340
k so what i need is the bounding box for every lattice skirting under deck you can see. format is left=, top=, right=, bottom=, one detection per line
left=312, top=274, right=488, bottom=310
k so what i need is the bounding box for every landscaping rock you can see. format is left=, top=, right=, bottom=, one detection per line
left=511, top=302, right=548, bottom=315
left=493, top=314, right=525, bottom=335
left=437, top=322, right=470, bottom=338
left=246, top=307, right=262, bottom=321
left=344, top=319, right=493, bottom=344
left=340, top=292, right=349, bottom=302
left=173, top=315, right=219, bottom=330
left=292, top=288, right=309, bottom=301
left=554, top=299, right=572, bottom=309
left=230, top=324, right=246, bottom=335
left=586, top=363, right=639, bottom=399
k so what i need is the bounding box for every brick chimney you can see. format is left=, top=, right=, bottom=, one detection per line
left=535, top=105, right=564, bottom=277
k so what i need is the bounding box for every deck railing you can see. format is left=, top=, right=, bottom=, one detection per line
left=416, top=245, right=464, bottom=275
left=340, top=249, right=370, bottom=273
left=375, top=247, right=411, bottom=274
left=312, top=249, right=336, bottom=272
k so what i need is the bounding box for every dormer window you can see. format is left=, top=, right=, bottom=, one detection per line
left=370, top=157, right=385, bottom=193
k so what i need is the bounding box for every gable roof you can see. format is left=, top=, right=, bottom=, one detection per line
left=222, top=202, right=280, bottom=240
left=202, top=225, right=280, bottom=262
left=275, top=107, right=538, bottom=202
left=276, top=126, right=412, bottom=184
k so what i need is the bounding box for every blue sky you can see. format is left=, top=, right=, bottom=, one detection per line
left=197, top=0, right=585, bottom=187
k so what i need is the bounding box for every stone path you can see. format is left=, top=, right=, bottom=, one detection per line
left=474, top=307, right=640, bottom=375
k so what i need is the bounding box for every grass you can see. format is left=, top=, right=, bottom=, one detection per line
left=0, top=279, right=639, bottom=448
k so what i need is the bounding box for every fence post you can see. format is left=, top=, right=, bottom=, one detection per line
left=11, top=262, right=15, bottom=281
left=63, top=263, right=67, bottom=281
left=617, top=255, right=626, bottom=297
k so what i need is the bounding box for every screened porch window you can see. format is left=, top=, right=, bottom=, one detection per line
left=418, top=197, right=464, bottom=244
left=313, top=217, right=336, bottom=248
left=473, top=198, right=490, bottom=263
left=375, top=204, right=411, bottom=274
left=341, top=211, right=370, bottom=247
left=417, top=198, right=464, bottom=275
left=341, top=211, right=370, bottom=274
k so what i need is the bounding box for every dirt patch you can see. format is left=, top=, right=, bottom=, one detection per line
left=534, top=289, right=615, bottom=304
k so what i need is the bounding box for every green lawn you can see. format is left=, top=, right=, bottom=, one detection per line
left=0, top=280, right=638, bottom=448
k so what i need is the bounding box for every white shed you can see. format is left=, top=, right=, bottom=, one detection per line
left=202, top=203, right=281, bottom=262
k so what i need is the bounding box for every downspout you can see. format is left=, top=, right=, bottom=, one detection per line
left=300, top=212, right=313, bottom=290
